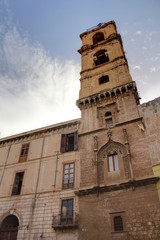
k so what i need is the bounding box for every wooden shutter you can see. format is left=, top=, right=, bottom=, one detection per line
left=74, top=131, right=78, bottom=150
left=60, top=134, right=67, bottom=153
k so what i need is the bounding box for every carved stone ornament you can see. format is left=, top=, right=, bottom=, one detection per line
left=97, top=138, right=131, bottom=184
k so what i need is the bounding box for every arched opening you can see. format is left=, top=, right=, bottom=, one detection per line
left=0, top=215, right=19, bottom=240
left=93, top=50, right=109, bottom=66
left=93, top=32, right=104, bottom=44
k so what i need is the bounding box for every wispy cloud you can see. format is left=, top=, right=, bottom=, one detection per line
left=135, top=30, right=143, bottom=36
left=0, top=6, right=80, bottom=138
left=132, top=65, right=141, bottom=70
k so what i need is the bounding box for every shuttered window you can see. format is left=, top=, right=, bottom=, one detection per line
left=60, top=132, right=78, bottom=153
left=19, top=143, right=30, bottom=162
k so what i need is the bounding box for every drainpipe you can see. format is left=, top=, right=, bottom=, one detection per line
left=53, top=151, right=59, bottom=191
left=27, top=135, right=45, bottom=240
left=93, top=136, right=99, bottom=187
left=0, top=144, right=11, bottom=186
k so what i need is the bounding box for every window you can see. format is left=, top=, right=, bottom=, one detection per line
left=105, top=112, right=113, bottom=128
left=108, top=153, right=119, bottom=172
left=60, top=199, right=73, bottom=225
left=12, top=172, right=24, bottom=195
left=19, top=143, right=30, bottom=162
left=110, top=212, right=125, bottom=233
left=63, top=163, right=75, bottom=189
left=60, top=132, right=78, bottom=153
left=93, top=32, right=104, bottom=44
left=99, top=75, right=109, bottom=84
left=114, top=216, right=124, bottom=232
left=93, top=50, right=109, bottom=66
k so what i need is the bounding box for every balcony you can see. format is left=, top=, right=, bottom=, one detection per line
left=52, top=212, right=79, bottom=231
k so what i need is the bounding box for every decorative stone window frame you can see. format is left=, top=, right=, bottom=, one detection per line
left=97, top=138, right=131, bottom=185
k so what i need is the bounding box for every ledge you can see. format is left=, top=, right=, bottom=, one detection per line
left=75, top=177, right=159, bottom=196
left=53, top=223, right=78, bottom=231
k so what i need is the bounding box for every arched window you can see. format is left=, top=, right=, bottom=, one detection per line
left=93, top=32, right=104, bottom=44
left=93, top=50, right=109, bottom=66
left=105, top=111, right=113, bottom=128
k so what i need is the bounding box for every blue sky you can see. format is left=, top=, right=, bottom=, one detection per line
left=0, top=0, right=160, bottom=137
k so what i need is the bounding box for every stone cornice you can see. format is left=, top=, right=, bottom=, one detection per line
left=78, top=32, right=121, bottom=55
left=80, top=56, right=128, bottom=76
left=78, top=116, right=143, bottom=137
left=0, top=119, right=81, bottom=146
left=75, top=177, right=159, bottom=196
left=76, top=81, right=140, bottom=109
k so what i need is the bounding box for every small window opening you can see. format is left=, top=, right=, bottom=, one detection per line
left=99, top=75, right=109, bottom=84
left=105, top=111, right=113, bottom=128
left=114, top=216, right=124, bottom=232
left=93, top=32, right=104, bottom=44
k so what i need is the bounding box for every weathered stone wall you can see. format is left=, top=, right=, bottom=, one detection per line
left=139, top=97, right=160, bottom=166
left=78, top=185, right=160, bottom=240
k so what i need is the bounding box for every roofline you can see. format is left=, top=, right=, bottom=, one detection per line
left=0, top=118, right=81, bottom=143
left=79, top=20, right=117, bottom=39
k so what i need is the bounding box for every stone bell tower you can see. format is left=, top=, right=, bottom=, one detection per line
left=76, top=21, right=140, bottom=133
left=76, top=21, right=160, bottom=240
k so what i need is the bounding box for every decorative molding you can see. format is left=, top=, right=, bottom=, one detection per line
left=76, top=82, right=140, bottom=110
left=75, top=177, right=159, bottom=196
left=0, top=119, right=81, bottom=146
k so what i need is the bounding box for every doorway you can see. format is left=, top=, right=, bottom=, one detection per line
left=0, top=215, right=19, bottom=240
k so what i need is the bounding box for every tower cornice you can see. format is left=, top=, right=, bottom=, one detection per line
left=76, top=82, right=140, bottom=109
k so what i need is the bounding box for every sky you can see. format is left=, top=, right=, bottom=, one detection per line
left=0, top=0, right=160, bottom=138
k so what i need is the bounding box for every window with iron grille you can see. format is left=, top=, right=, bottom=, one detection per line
left=12, top=172, right=24, bottom=195
left=19, top=143, right=30, bottom=162
left=63, top=163, right=75, bottom=189
left=60, top=199, right=73, bottom=225
left=110, top=212, right=125, bottom=233
left=114, top=216, right=124, bottom=232
left=60, top=132, right=78, bottom=153
left=108, top=153, right=119, bottom=172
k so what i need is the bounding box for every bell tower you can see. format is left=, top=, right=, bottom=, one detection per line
left=77, top=21, right=140, bottom=132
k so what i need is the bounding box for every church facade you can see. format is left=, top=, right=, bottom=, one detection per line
left=0, top=21, right=160, bottom=240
